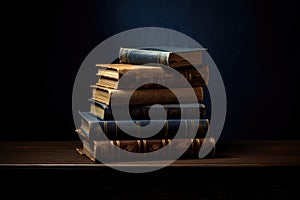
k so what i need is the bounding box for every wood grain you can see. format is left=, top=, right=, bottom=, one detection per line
left=0, top=140, right=299, bottom=167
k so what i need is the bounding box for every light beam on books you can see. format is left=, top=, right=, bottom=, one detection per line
left=72, top=27, right=226, bottom=173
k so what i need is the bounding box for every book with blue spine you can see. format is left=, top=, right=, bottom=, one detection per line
left=119, top=46, right=206, bottom=67
left=78, top=111, right=209, bottom=141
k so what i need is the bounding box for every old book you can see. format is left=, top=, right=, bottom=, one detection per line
left=119, top=46, right=206, bottom=67
left=96, top=63, right=209, bottom=89
left=89, top=99, right=206, bottom=120
left=76, top=129, right=216, bottom=162
left=91, top=85, right=204, bottom=106
left=78, top=111, right=209, bottom=140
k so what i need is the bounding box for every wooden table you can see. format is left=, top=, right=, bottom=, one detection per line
left=1, top=140, right=299, bottom=199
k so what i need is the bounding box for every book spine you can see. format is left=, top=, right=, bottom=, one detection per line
left=83, top=118, right=209, bottom=140
left=91, top=85, right=204, bottom=106
left=119, top=47, right=170, bottom=66
left=77, top=131, right=216, bottom=161
left=90, top=104, right=206, bottom=120
left=127, top=87, right=204, bottom=105
left=97, top=64, right=209, bottom=89
left=95, top=138, right=216, bottom=159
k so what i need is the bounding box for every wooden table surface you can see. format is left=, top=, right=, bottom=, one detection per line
left=0, top=140, right=299, bottom=167
left=0, top=140, right=299, bottom=199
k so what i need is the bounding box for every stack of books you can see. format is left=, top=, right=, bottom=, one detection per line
left=75, top=46, right=216, bottom=162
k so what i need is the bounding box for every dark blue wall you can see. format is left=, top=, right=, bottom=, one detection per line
left=4, top=0, right=298, bottom=140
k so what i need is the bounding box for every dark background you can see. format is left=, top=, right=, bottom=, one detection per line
left=3, top=0, right=298, bottom=141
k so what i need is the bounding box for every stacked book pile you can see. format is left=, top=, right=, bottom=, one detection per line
left=75, top=46, right=216, bottom=162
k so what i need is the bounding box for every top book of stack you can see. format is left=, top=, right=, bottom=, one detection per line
left=119, top=46, right=206, bottom=67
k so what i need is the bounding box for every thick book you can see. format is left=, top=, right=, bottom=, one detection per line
left=119, top=46, right=206, bottom=67
left=78, top=111, right=209, bottom=140
left=89, top=99, right=206, bottom=120
left=75, top=129, right=216, bottom=162
left=91, top=85, right=204, bottom=106
left=96, top=63, right=209, bottom=89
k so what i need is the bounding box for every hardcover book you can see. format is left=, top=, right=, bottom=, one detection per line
left=78, top=111, right=209, bottom=140
left=88, top=99, right=206, bottom=120
left=96, top=63, right=209, bottom=89
left=119, top=46, right=206, bottom=67
left=76, top=129, right=216, bottom=162
left=91, top=85, right=204, bottom=106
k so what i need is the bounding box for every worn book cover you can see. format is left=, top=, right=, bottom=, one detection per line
left=91, top=85, right=204, bottom=106
left=76, top=129, right=216, bottom=162
left=96, top=63, right=209, bottom=89
left=119, top=46, right=206, bottom=67
left=88, top=99, right=206, bottom=120
left=78, top=111, right=209, bottom=140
